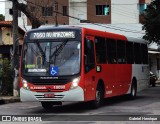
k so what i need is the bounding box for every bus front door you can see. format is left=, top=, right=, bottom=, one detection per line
left=84, top=36, right=96, bottom=101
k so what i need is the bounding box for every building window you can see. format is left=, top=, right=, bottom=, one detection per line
left=96, top=5, right=109, bottom=15
left=42, top=7, right=53, bottom=16
left=63, top=6, right=67, bottom=16
left=139, top=4, right=147, bottom=14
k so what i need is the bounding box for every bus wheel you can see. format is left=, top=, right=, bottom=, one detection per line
left=41, top=102, right=53, bottom=110
left=91, top=85, right=104, bottom=109
left=128, top=80, right=137, bottom=99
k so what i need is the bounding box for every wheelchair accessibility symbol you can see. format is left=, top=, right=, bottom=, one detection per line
left=50, top=66, right=58, bottom=76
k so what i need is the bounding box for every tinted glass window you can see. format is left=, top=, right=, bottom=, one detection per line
left=117, top=40, right=126, bottom=64
left=134, top=43, right=141, bottom=64
left=84, top=38, right=95, bottom=73
left=95, top=37, right=107, bottom=64
left=126, top=42, right=134, bottom=64
left=107, top=39, right=117, bottom=64
left=141, top=44, right=148, bottom=64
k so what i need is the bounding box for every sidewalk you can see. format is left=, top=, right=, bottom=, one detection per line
left=0, top=96, right=20, bottom=105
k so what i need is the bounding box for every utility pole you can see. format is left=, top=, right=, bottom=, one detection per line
left=12, top=0, right=19, bottom=97
left=54, top=0, right=58, bottom=26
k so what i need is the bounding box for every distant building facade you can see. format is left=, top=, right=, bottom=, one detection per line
left=0, top=21, right=25, bottom=59
left=5, top=0, right=151, bottom=28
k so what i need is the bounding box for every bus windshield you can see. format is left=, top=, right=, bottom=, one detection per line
left=22, top=40, right=81, bottom=76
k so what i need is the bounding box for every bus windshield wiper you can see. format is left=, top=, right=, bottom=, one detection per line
left=35, top=42, right=46, bottom=64
left=50, top=40, right=68, bottom=65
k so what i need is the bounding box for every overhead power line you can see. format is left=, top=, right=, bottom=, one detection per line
left=20, top=0, right=145, bottom=34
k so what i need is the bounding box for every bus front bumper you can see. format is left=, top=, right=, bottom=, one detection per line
left=20, top=87, right=84, bottom=102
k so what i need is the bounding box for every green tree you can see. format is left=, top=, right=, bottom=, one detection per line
left=142, top=0, right=160, bottom=43
left=0, top=14, right=5, bottom=21
left=0, top=59, right=14, bottom=96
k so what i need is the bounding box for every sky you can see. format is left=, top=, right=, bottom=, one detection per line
left=0, top=0, right=5, bottom=15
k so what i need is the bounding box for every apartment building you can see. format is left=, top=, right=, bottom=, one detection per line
left=5, top=0, right=151, bottom=27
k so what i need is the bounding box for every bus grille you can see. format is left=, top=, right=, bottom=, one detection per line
left=33, top=89, right=64, bottom=92
left=34, top=94, right=64, bottom=101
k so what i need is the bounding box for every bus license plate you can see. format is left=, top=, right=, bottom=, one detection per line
left=44, top=94, right=54, bottom=98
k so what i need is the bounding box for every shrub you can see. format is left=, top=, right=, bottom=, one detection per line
left=0, top=59, right=14, bottom=96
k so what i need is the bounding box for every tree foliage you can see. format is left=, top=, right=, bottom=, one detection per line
left=14, top=0, right=54, bottom=29
left=14, top=0, right=43, bottom=29
left=142, top=0, right=160, bottom=43
left=0, top=59, right=14, bottom=96
left=0, top=14, right=5, bottom=21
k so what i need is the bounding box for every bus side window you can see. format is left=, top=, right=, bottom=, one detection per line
left=117, top=40, right=126, bottom=64
left=107, top=39, right=117, bottom=64
left=84, top=38, right=95, bottom=73
left=134, top=43, right=141, bottom=64
left=141, top=44, right=148, bottom=64
left=95, top=37, right=107, bottom=64
left=126, top=42, right=134, bottom=64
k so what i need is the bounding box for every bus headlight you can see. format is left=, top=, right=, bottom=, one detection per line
left=22, top=79, right=29, bottom=90
left=70, top=77, right=80, bottom=90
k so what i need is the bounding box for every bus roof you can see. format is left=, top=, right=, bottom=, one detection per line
left=28, top=24, right=147, bottom=44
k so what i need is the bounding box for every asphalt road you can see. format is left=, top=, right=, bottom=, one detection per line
left=0, top=85, right=160, bottom=124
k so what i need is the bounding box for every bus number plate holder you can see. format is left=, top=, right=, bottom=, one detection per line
left=44, top=94, right=54, bottom=98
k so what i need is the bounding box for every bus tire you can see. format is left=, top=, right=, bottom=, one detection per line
left=128, top=80, right=137, bottom=100
left=91, top=84, right=104, bottom=109
left=41, top=102, right=53, bottom=110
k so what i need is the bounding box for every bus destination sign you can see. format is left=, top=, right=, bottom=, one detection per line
left=30, top=31, right=75, bottom=40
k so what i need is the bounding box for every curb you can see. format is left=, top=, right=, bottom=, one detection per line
left=0, top=97, right=20, bottom=105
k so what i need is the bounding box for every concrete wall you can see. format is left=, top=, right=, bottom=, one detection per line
left=111, top=0, right=139, bottom=24
left=149, top=54, right=160, bottom=79
left=69, top=1, right=87, bottom=24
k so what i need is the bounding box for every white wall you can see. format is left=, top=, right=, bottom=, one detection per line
left=111, top=0, right=139, bottom=24
left=69, top=1, right=87, bottom=25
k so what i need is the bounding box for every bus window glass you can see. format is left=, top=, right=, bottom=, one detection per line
left=126, top=42, right=134, bottom=64
left=134, top=43, right=141, bottom=64
left=23, top=40, right=81, bottom=76
left=84, top=38, right=95, bottom=73
left=107, top=39, right=117, bottom=64
left=95, top=37, right=107, bottom=64
left=117, top=40, right=126, bottom=64
left=141, top=44, right=148, bottom=64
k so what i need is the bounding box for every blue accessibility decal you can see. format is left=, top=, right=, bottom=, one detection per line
left=50, top=66, right=58, bottom=76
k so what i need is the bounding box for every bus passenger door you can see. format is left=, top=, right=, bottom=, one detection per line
left=84, top=36, right=96, bottom=101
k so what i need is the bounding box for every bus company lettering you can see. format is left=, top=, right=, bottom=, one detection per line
left=30, top=86, right=46, bottom=90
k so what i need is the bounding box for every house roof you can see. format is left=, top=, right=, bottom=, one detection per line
left=0, top=21, right=25, bottom=36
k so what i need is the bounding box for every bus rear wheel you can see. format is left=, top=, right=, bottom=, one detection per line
left=91, top=85, right=104, bottom=109
left=128, top=80, right=137, bottom=99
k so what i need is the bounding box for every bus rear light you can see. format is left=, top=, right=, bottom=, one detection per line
left=70, top=77, right=80, bottom=90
